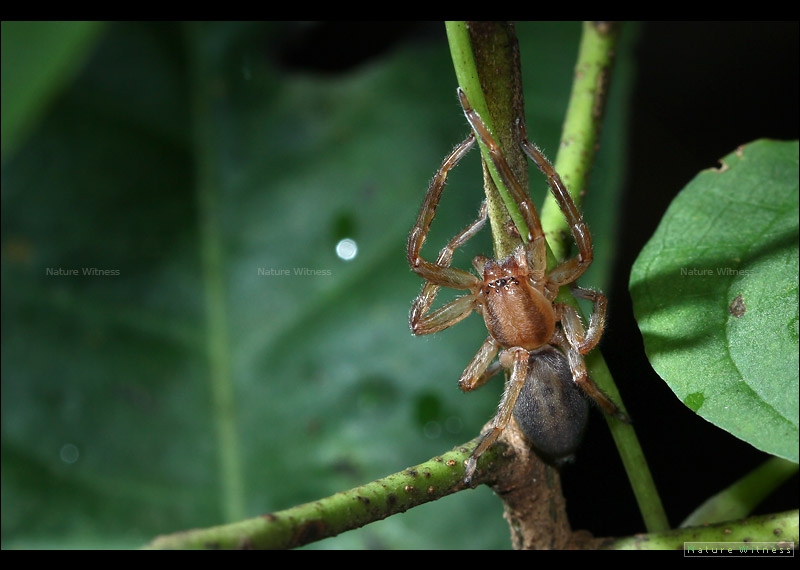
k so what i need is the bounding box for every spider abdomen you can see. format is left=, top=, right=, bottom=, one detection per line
left=513, top=346, right=589, bottom=463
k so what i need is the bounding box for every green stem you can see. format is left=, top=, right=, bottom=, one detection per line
left=143, top=441, right=507, bottom=550
left=603, top=509, right=799, bottom=550
left=543, top=21, right=617, bottom=260
left=445, top=21, right=527, bottom=258
left=557, top=22, right=669, bottom=534
left=681, top=457, right=799, bottom=527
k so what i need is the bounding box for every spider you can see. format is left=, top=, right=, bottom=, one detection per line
left=407, top=88, right=628, bottom=483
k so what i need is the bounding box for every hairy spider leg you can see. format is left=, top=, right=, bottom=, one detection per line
left=559, top=286, right=607, bottom=354
left=517, top=120, right=593, bottom=287
left=456, top=88, right=549, bottom=287
left=556, top=288, right=629, bottom=422
left=407, top=133, right=488, bottom=335
left=407, top=133, right=480, bottom=289
left=464, top=346, right=530, bottom=482
left=409, top=201, right=489, bottom=335
left=457, top=336, right=502, bottom=392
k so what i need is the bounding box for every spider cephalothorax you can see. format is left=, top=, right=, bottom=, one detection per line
left=407, top=88, right=627, bottom=483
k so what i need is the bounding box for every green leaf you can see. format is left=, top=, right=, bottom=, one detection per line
left=1, top=22, right=631, bottom=549
left=630, top=139, right=799, bottom=464
left=1, top=21, right=105, bottom=161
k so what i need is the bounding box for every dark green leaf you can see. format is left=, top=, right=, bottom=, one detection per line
left=1, top=22, right=630, bottom=549
left=1, top=21, right=105, bottom=160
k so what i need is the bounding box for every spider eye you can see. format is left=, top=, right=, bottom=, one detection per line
left=484, top=276, right=520, bottom=296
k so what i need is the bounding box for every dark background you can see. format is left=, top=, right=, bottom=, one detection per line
left=275, top=20, right=799, bottom=535
left=590, top=21, right=798, bottom=534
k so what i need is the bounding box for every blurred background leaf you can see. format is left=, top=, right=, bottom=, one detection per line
left=1, top=21, right=630, bottom=549
left=1, top=21, right=106, bottom=160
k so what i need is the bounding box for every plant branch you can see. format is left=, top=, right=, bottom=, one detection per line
left=601, top=509, right=799, bottom=550
left=446, top=21, right=527, bottom=259
left=144, top=440, right=509, bottom=550
left=143, top=435, right=798, bottom=550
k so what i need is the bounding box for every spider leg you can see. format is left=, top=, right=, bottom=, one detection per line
left=457, top=336, right=502, bottom=392
left=407, top=133, right=482, bottom=291
left=409, top=202, right=487, bottom=335
left=556, top=286, right=607, bottom=354
left=552, top=329, right=629, bottom=422
left=410, top=294, right=479, bottom=336
left=517, top=119, right=593, bottom=286
left=457, top=88, right=548, bottom=285
left=464, top=346, right=529, bottom=483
